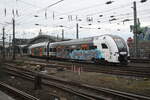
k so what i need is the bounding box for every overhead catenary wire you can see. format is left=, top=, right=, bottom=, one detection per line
left=53, top=1, right=107, bottom=17
left=15, top=0, right=41, bottom=9
left=86, top=2, right=132, bottom=16
left=12, top=1, right=114, bottom=25
left=13, top=0, right=126, bottom=24
left=1, top=0, right=150, bottom=39
left=16, top=3, right=130, bottom=26
left=4, top=0, right=149, bottom=26
left=13, top=0, right=64, bottom=23
left=16, top=11, right=150, bottom=36
left=0, top=0, right=65, bottom=35
left=14, top=13, right=150, bottom=32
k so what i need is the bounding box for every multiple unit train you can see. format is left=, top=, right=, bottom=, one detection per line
left=28, top=34, right=130, bottom=65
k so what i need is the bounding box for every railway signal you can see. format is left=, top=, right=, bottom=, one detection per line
left=2, top=27, right=5, bottom=60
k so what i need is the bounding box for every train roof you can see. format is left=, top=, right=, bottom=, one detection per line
left=50, top=37, right=94, bottom=46
left=50, top=34, right=122, bottom=46
left=28, top=34, right=125, bottom=48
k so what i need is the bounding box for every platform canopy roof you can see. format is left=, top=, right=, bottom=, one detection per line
left=15, top=35, right=70, bottom=48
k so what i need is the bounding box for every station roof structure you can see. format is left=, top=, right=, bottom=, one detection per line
left=15, top=34, right=70, bottom=48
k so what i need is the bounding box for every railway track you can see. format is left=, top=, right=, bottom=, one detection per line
left=130, top=58, right=150, bottom=63
left=12, top=57, right=150, bottom=78
left=2, top=63, right=150, bottom=100
left=0, top=81, right=39, bottom=100
left=2, top=64, right=97, bottom=100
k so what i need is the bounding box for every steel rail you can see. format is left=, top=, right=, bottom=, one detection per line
left=0, top=81, right=39, bottom=100
left=11, top=59, right=150, bottom=78
left=2, top=64, right=96, bottom=100
left=3, top=63, right=150, bottom=100
left=130, top=58, right=150, bottom=63
left=1, top=66, right=130, bottom=100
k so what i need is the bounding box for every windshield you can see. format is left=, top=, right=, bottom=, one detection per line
left=113, top=37, right=127, bottom=52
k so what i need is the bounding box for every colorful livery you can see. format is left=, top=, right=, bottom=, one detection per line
left=28, top=34, right=130, bottom=64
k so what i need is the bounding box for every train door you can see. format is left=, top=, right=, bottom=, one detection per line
left=31, top=48, right=34, bottom=56
left=39, top=48, right=42, bottom=56
left=48, top=44, right=57, bottom=58
left=101, top=43, right=110, bottom=61
left=94, top=37, right=111, bottom=62
left=47, top=42, right=50, bottom=57
left=102, top=36, right=119, bottom=63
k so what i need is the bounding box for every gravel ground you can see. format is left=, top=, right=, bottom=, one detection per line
left=0, top=73, right=70, bottom=100
left=0, top=63, right=69, bottom=100
left=1, top=59, right=150, bottom=98
left=53, top=70, right=150, bottom=96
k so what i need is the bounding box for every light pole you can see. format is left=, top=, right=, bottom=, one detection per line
left=133, top=1, right=138, bottom=58
left=76, top=23, right=79, bottom=39
left=12, top=18, right=16, bottom=60
left=9, top=35, right=11, bottom=58
left=2, top=27, right=5, bottom=60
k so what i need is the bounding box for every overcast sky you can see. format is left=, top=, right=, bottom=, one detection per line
left=0, top=0, right=150, bottom=41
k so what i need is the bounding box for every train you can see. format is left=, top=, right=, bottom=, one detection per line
left=28, top=34, right=130, bottom=65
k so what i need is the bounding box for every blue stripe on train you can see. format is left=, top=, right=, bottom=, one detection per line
left=69, top=49, right=104, bottom=60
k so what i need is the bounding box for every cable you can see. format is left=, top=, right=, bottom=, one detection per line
left=7, top=0, right=106, bottom=25
left=29, top=2, right=132, bottom=25
left=86, top=2, right=132, bottom=16
left=39, top=0, right=64, bottom=11
left=3, top=0, right=150, bottom=37
left=14, top=0, right=150, bottom=25
left=15, top=0, right=149, bottom=25
left=15, top=0, right=64, bottom=23
left=54, top=2, right=106, bottom=16
left=0, top=0, right=64, bottom=29
left=16, top=0, right=41, bottom=8
left=14, top=0, right=124, bottom=24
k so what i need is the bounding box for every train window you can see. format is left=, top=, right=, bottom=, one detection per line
left=49, top=48, right=56, bottom=52
left=70, top=49, right=73, bottom=52
left=67, top=49, right=73, bottom=52
left=89, top=46, right=97, bottom=50
left=53, top=48, right=56, bottom=52
left=82, top=48, right=85, bottom=50
left=66, top=48, right=69, bottom=51
left=101, top=43, right=108, bottom=49
left=114, top=38, right=127, bottom=51
left=49, top=48, right=52, bottom=52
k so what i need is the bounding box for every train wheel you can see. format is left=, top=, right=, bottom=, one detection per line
left=120, top=61, right=128, bottom=66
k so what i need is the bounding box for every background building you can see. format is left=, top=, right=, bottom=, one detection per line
left=128, top=27, right=150, bottom=58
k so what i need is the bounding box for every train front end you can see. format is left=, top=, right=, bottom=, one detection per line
left=112, top=36, right=130, bottom=65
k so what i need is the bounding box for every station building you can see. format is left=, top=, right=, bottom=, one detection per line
left=127, top=27, right=150, bottom=58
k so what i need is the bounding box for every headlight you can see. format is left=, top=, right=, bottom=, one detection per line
left=120, top=52, right=127, bottom=55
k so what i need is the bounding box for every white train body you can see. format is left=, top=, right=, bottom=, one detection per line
left=28, top=34, right=130, bottom=64
left=93, top=35, right=129, bottom=63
